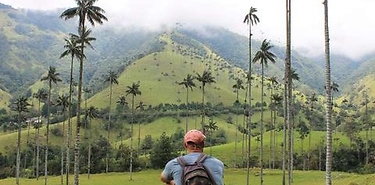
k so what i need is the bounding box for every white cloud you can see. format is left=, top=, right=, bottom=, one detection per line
left=1, top=0, right=375, bottom=60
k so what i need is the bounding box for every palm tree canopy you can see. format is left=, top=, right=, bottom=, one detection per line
left=195, top=70, right=216, bottom=87
left=60, top=0, right=108, bottom=28
left=34, top=89, right=48, bottom=102
left=232, top=78, right=245, bottom=91
left=291, top=68, right=300, bottom=81
left=41, top=66, right=62, bottom=84
left=271, top=94, right=283, bottom=106
left=252, top=39, right=276, bottom=67
left=178, top=74, right=196, bottom=91
left=60, top=34, right=84, bottom=59
left=310, top=93, right=318, bottom=102
left=72, top=27, right=96, bottom=49
left=204, top=118, right=219, bottom=132
left=117, top=96, right=128, bottom=107
left=126, top=82, right=142, bottom=97
left=243, top=6, right=260, bottom=26
left=136, top=101, right=147, bottom=111
left=11, top=96, right=30, bottom=113
left=104, top=70, right=119, bottom=85
left=269, top=76, right=279, bottom=86
left=86, top=106, right=99, bottom=119
left=331, top=82, right=339, bottom=92
left=56, top=94, right=70, bottom=112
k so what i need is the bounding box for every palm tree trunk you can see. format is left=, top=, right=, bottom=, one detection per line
left=185, top=89, right=189, bottom=133
left=74, top=43, right=84, bottom=185
left=323, top=0, right=333, bottom=184
left=308, top=128, right=311, bottom=170
left=16, top=113, right=21, bottom=185
left=106, top=84, right=113, bottom=173
left=273, top=110, right=277, bottom=169
left=246, top=10, right=253, bottom=185
left=88, top=117, right=92, bottom=179
left=201, top=86, right=205, bottom=131
left=61, top=114, right=66, bottom=185
left=129, top=96, right=135, bottom=180
left=44, top=82, right=52, bottom=185
left=285, top=0, right=293, bottom=185
left=36, top=100, right=41, bottom=180
left=66, top=54, right=74, bottom=185
left=24, top=121, right=31, bottom=170
left=269, top=98, right=273, bottom=169
left=234, top=96, right=238, bottom=162
left=260, top=64, right=265, bottom=185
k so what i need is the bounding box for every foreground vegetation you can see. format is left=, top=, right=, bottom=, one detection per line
left=1, top=169, right=374, bottom=185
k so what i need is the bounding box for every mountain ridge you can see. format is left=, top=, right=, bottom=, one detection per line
left=0, top=4, right=374, bottom=108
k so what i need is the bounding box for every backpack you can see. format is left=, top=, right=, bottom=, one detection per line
left=177, top=153, right=215, bottom=185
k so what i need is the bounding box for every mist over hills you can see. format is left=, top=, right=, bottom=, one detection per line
left=0, top=2, right=374, bottom=106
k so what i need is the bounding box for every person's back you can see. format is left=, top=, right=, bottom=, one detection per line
left=160, top=130, right=224, bottom=185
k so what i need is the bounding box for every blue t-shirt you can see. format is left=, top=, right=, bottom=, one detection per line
left=162, top=152, right=224, bottom=185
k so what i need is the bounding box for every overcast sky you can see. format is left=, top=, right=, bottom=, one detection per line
left=2, top=0, right=375, bottom=60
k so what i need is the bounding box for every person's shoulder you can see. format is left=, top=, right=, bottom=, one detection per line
left=204, top=155, right=224, bottom=165
left=165, top=157, right=179, bottom=166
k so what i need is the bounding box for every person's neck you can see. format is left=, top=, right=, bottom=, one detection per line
left=187, top=149, right=203, bottom=153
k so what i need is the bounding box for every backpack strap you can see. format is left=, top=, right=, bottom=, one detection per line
left=177, top=156, right=187, bottom=167
left=196, top=153, right=216, bottom=185
left=177, top=156, right=187, bottom=184
left=195, top=153, right=207, bottom=164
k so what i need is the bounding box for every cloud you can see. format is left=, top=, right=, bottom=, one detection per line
left=2, top=0, right=375, bottom=60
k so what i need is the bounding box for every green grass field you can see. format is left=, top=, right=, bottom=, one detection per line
left=1, top=168, right=374, bottom=185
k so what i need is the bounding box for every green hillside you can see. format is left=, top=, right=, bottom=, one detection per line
left=87, top=31, right=266, bottom=108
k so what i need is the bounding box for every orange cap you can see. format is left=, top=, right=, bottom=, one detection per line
left=184, top=129, right=206, bottom=147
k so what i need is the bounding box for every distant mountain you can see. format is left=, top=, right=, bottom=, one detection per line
left=181, top=26, right=326, bottom=94
left=0, top=4, right=162, bottom=96
left=1, top=3, right=375, bottom=106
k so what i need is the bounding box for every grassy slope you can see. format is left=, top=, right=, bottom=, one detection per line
left=87, top=32, right=266, bottom=109
left=0, top=89, right=12, bottom=110
left=1, top=169, right=374, bottom=185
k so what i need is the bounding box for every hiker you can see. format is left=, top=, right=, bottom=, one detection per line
left=160, top=129, right=224, bottom=185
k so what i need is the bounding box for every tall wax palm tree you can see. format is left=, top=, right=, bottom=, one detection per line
left=60, top=35, right=84, bottom=185
left=33, top=89, right=47, bottom=180
left=85, top=106, right=99, bottom=179
left=330, top=82, right=339, bottom=133
left=244, top=7, right=259, bottom=185
left=177, top=74, right=196, bottom=133
left=116, top=96, right=128, bottom=146
left=253, top=39, right=276, bottom=185
left=232, top=78, right=245, bottom=156
left=41, top=66, right=62, bottom=185
left=60, top=1, right=107, bottom=184
left=125, top=82, right=141, bottom=180
left=195, top=70, right=216, bottom=132
left=136, top=101, right=146, bottom=153
left=12, top=96, right=30, bottom=185
left=203, top=118, right=218, bottom=156
left=268, top=76, right=278, bottom=169
left=271, top=93, right=283, bottom=169
left=284, top=0, right=292, bottom=184
left=56, top=94, right=70, bottom=185
left=323, top=1, right=333, bottom=184
left=103, top=70, right=119, bottom=173
left=307, top=92, right=317, bottom=171
left=362, top=91, right=370, bottom=165
left=288, top=68, right=299, bottom=179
